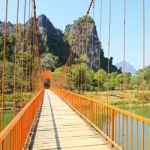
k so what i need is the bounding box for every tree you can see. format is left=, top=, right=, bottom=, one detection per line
left=0, top=61, right=22, bottom=93
left=115, top=72, right=131, bottom=90
left=93, top=69, right=107, bottom=91
left=134, top=66, right=150, bottom=90
left=40, top=53, right=59, bottom=71
left=130, top=75, right=141, bottom=92
left=0, top=35, right=15, bottom=62
left=68, top=63, right=93, bottom=93
left=109, top=72, right=118, bottom=90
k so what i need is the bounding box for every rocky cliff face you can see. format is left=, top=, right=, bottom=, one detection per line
left=37, top=14, right=70, bottom=64
left=38, top=14, right=55, bottom=43
left=65, top=18, right=99, bottom=70
left=64, top=16, right=118, bottom=72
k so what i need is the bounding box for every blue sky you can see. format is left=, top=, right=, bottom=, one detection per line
left=0, top=0, right=150, bottom=70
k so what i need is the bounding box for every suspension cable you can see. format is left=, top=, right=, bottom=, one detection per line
left=98, top=0, right=103, bottom=100
left=30, top=0, right=34, bottom=92
left=141, top=2, right=145, bottom=150
left=77, top=36, right=80, bottom=93
left=142, top=0, right=145, bottom=116
left=13, top=0, right=20, bottom=116
left=80, top=27, right=84, bottom=93
left=21, top=0, right=27, bottom=108
left=33, top=0, right=42, bottom=91
left=26, top=0, right=31, bottom=93
left=122, top=0, right=126, bottom=110
left=29, top=0, right=31, bottom=20
left=78, top=23, right=84, bottom=94
left=122, top=0, right=126, bottom=147
left=1, top=0, right=8, bottom=130
left=107, top=0, right=111, bottom=104
left=84, top=15, right=89, bottom=93
left=28, top=0, right=31, bottom=92
left=106, top=0, right=111, bottom=136
left=100, top=0, right=102, bottom=42
left=90, top=0, right=95, bottom=97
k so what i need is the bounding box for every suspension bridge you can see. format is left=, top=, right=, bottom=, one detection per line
left=0, top=0, right=150, bottom=150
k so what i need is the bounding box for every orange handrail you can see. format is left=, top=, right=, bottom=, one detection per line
left=0, top=89, right=44, bottom=150
left=51, top=87, right=150, bottom=150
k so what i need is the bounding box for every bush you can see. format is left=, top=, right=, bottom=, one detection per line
left=135, top=92, right=150, bottom=103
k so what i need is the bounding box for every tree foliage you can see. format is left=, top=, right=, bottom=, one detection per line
left=57, top=64, right=150, bottom=93
left=0, top=61, right=22, bottom=93
left=40, top=53, right=59, bottom=71
left=0, top=35, right=15, bottom=62
left=68, top=63, right=93, bottom=93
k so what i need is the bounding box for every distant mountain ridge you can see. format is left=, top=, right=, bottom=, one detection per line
left=116, top=61, right=136, bottom=75
left=0, top=21, right=15, bottom=35
left=0, top=14, right=70, bottom=66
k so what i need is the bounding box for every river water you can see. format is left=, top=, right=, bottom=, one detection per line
left=114, top=111, right=150, bottom=150
left=106, top=106, right=150, bottom=150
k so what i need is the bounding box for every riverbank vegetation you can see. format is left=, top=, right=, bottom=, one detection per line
left=52, top=63, right=150, bottom=118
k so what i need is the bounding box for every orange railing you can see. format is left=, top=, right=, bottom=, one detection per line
left=51, top=87, right=150, bottom=150
left=0, top=89, right=44, bottom=150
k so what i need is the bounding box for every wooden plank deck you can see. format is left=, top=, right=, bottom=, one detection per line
left=30, top=90, right=111, bottom=150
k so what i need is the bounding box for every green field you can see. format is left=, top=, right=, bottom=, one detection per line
left=82, top=90, right=150, bottom=118
left=4, top=111, right=14, bottom=127
left=83, top=90, right=150, bottom=104
left=126, top=106, right=150, bottom=118
left=0, top=111, right=15, bottom=131
left=0, top=92, right=34, bottom=129
left=0, top=93, right=34, bottom=103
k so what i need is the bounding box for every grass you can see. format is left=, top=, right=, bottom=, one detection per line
left=0, top=111, right=15, bottom=131
left=122, top=106, right=150, bottom=118
left=4, top=111, right=14, bottom=127
left=0, top=92, right=34, bottom=129
left=0, top=92, right=34, bottom=103
left=82, top=90, right=150, bottom=118
left=83, top=90, right=150, bottom=105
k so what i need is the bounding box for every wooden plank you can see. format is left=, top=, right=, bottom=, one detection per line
left=30, top=90, right=111, bottom=150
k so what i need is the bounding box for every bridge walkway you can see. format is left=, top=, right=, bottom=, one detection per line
left=30, top=90, right=111, bottom=150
